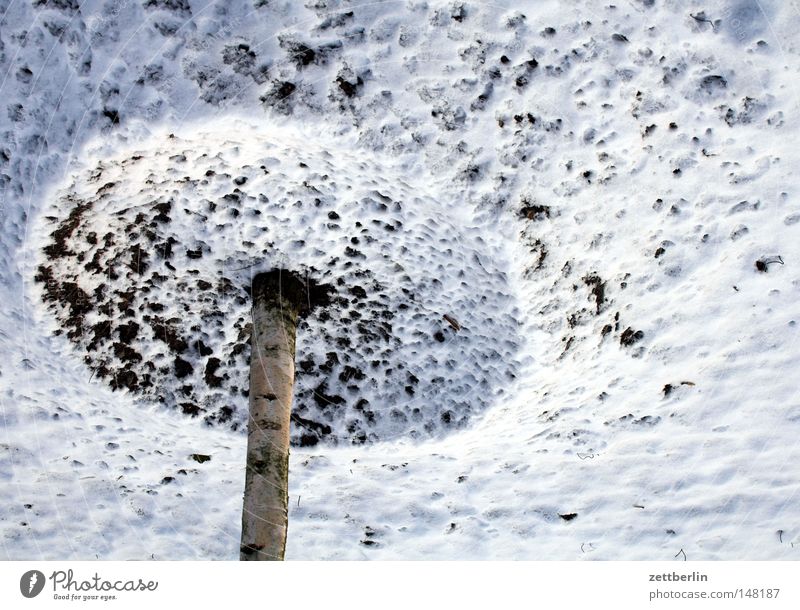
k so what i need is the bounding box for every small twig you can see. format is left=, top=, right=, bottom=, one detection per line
left=690, top=12, right=719, bottom=31
left=228, top=260, right=261, bottom=272
left=184, top=208, right=208, bottom=221
left=675, top=548, right=687, bottom=561
left=443, top=314, right=461, bottom=331
left=690, top=13, right=713, bottom=25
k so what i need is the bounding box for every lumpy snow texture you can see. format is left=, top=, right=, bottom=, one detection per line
left=33, top=122, right=521, bottom=445
left=1, top=0, right=800, bottom=559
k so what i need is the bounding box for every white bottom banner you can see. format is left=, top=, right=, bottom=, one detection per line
left=1, top=561, right=797, bottom=609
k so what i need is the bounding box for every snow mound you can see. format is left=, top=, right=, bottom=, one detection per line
left=31, top=119, right=522, bottom=446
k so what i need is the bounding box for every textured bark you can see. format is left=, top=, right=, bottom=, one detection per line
left=240, top=271, right=305, bottom=561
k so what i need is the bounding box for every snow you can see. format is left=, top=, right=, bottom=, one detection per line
left=29, top=117, right=521, bottom=443
left=1, top=0, right=800, bottom=559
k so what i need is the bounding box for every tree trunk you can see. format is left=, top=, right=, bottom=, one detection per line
left=240, top=271, right=305, bottom=561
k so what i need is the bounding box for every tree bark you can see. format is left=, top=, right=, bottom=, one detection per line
left=240, top=271, right=305, bottom=561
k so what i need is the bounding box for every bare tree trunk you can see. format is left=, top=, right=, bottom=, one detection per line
left=240, top=271, right=304, bottom=561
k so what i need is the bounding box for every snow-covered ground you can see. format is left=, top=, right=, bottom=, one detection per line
left=2, top=0, right=800, bottom=559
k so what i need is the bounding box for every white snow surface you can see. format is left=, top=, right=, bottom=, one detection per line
left=1, top=0, right=800, bottom=559
left=30, top=119, right=522, bottom=444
